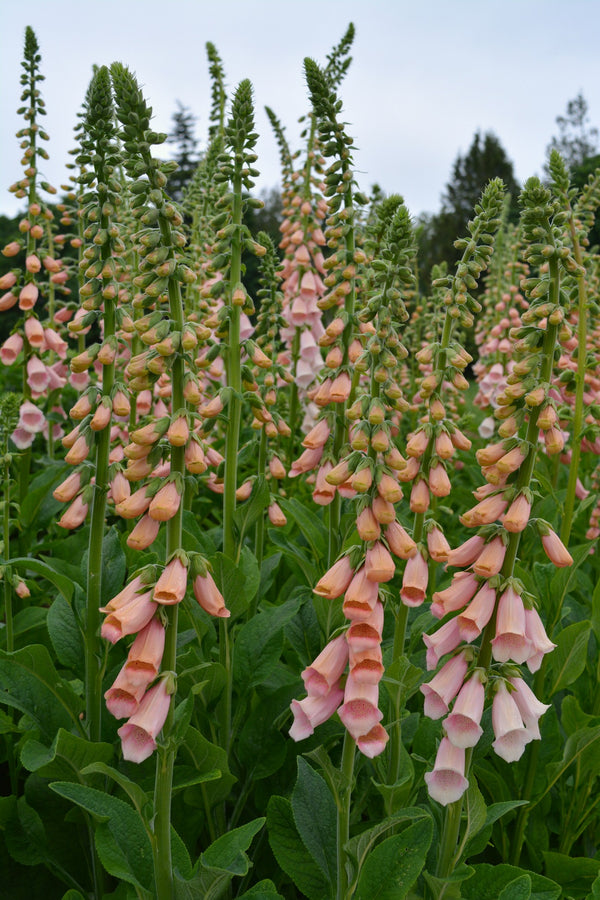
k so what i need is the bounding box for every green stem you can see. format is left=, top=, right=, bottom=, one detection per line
left=85, top=326, right=115, bottom=745
left=222, top=170, right=243, bottom=560
left=387, top=602, right=408, bottom=788
left=560, top=222, right=587, bottom=546
left=287, top=328, right=301, bottom=468
left=328, top=192, right=356, bottom=566
left=336, top=732, right=356, bottom=900
left=152, top=213, right=186, bottom=900
left=253, top=428, right=268, bottom=575
left=3, top=458, right=13, bottom=654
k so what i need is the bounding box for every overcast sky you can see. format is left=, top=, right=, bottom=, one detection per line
left=2, top=0, right=599, bottom=221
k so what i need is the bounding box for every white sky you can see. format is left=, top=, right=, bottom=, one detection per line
left=2, top=0, right=599, bottom=221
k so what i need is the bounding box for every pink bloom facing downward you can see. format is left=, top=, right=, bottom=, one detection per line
left=357, top=724, right=389, bottom=758
left=0, top=333, right=23, bottom=365
left=58, top=494, right=89, bottom=530
left=289, top=684, right=344, bottom=741
left=431, top=572, right=479, bottom=619
left=427, top=527, right=451, bottom=563
left=457, top=582, right=496, bottom=642
left=472, top=536, right=507, bottom=578
left=385, top=521, right=417, bottom=560
left=509, top=677, right=550, bottom=740
left=123, top=617, right=166, bottom=686
left=100, top=590, right=156, bottom=644
left=343, top=567, right=379, bottom=621
left=541, top=530, right=573, bottom=567
left=153, top=558, right=187, bottom=605
left=443, top=673, right=485, bottom=748
left=193, top=571, right=230, bottom=618
left=502, top=493, right=532, bottom=533
left=425, top=737, right=469, bottom=806
left=400, top=551, right=429, bottom=607
left=445, top=534, right=486, bottom=568
left=491, top=681, right=529, bottom=762
left=338, top=675, right=383, bottom=740
left=313, top=556, right=355, bottom=600
left=524, top=607, right=556, bottom=673
left=349, top=645, right=384, bottom=685
left=421, top=651, right=469, bottom=720
left=118, top=680, right=172, bottom=763
left=302, top=634, right=349, bottom=697
left=105, top=667, right=148, bottom=719
left=364, top=542, right=395, bottom=583
left=491, top=586, right=531, bottom=664
left=127, top=515, right=160, bottom=551
left=346, top=602, right=384, bottom=652
left=423, top=618, right=462, bottom=671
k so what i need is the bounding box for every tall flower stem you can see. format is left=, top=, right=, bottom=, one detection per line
left=79, top=67, right=120, bottom=743
left=111, top=61, right=190, bottom=900
left=560, top=222, right=587, bottom=545
left=336, top=731, right=356, bottom=900
left=222, top=167, right=243, bottom=561
left=3, top=454, right=13, bottom=654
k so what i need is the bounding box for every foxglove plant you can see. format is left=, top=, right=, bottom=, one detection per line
left=398, top=178, right=505, bottom=617
left=1, top=27, right=66, bottom=495
left=289, top=199, right=414, bottom=899
left=108, top=60, right=199, bottom=897
left=301, top=55, right=368, bottom=565
left=424, top=172, right=579, bottom=887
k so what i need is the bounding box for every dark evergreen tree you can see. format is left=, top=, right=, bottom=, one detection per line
left=167, top=100, right=200, bottom=201
left=546, top=92, right=598, bottom=172
left=418, top=131, right=520, bottom=285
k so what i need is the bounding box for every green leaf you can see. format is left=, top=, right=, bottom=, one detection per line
left=0, top=607, right=47, bottom=650
left=181, top=509, right=217, bottom=556
left=233, top=597, right=300, bottom=691
left=81, top=526, right=126, bottom=606
left=591, top=576, right=600, bottom=644
left=381, top=654, right=422, bottom=709
left=20, top=728, right=113, bottom=782
left=200, top=816, right=265, bottom=876
left=592, top=874, right=600, bottom=899
left=49, top=782, right=153, bottom=891
left=268, top=528, right=319, bottom=585
left=80, top=762, right=150, bottom=819
left=233, top=475, right=270, bottom=544
left=179, top=726, right=236, bottom=806
left=462, top=863, right=561, bottom=900
left=540, top=725, right=600, bottom=803
left=291, top=757, right=337, bottom=887
left=259, top=552, right=282, bottom=598
left=423, top=865, right=475, bottom=899
left=267, top=795, right=331, bottom=900
left=237, top=880, right=284, bottom=899
left=211, top=547, right=260, bottom=619
left=355, top=817, right=433, bottom=900
left=4, top=796, right=47, bottom=866
left=60, top=892, right=87, bottom=900
left=542, top=852, right=600, bottom=893
left=483, top=799, right=530, bottom=829
left=10, top=557, right=74, bottom=602
left=498, top=875, right=531, bottom=900
left=279, top=497, right=328, bottom=561
left=19, top=462, right=65, bottom=529
left=459, top=777, right=487, bottom=856
left=47, top=595, right=84, bottom=673
left=548, top=543, right=591, bottom=630
left=237, top=701, right=286, bottom=780
left=0, top=645, right=83, bottom=739
left=547, top=620, right=591, bottom=696
left=345, top=808, right=430, bottom=891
